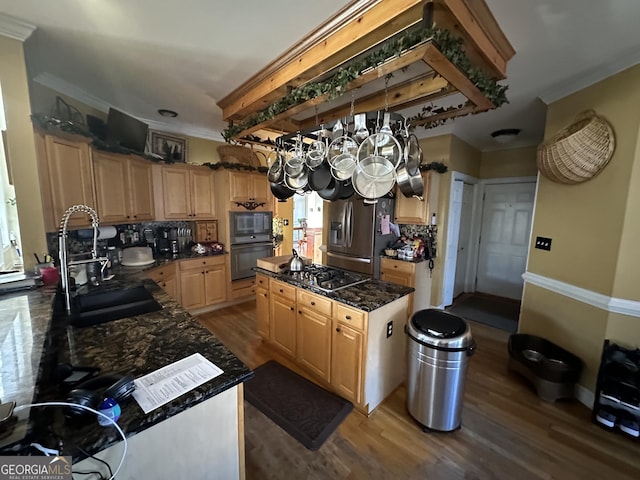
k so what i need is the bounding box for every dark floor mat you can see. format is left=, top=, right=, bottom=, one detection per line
left=244, top=360, right=353, bottom=451
left=448, top=295, right=519, bottom=332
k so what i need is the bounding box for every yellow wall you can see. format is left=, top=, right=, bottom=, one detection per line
left=480, top=146, right=538, bottom=178
left=29, top=82, right=107, bottom=122
left=188, top=137, right=223, bottom=165
left=0, top=35, right=47, bottom=272
left=520, top=64, right=640, bottom=390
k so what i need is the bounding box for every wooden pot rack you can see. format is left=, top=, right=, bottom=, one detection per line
left=217, top=0, right=514, bottom=145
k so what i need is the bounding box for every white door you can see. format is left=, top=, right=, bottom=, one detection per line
left=453, top=183, right=474, bottom=297
left=476, top=182, right=535, bottom=300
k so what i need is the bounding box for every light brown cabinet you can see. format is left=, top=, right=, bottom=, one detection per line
left=147, top=263, right=179, bottom=300
left=229, top=172, right=270, bottom=209
left=380, top=256, right=432, bottom=317
left=332, top=322, right=364, bottom=404
left=394, top=171, right=432, bottom=224
left=254, top=275, right=271, bottom=334
left=269, top=279, right=297, bottom=357
left=296, top=290, right=333, bottom=382
left=93, top=151, right=154, bottom=224
left=195, top=221, right=218, bottom=243
left=154, top=164, right=217, bottom=220
left=178, top=256, right=227, bottom=310
left=35, top=131, right=95, bottom=231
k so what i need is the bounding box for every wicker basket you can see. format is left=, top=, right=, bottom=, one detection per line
left=217, top=144, right=261, bottom=167
left=536, top=110, right=615, bottom=184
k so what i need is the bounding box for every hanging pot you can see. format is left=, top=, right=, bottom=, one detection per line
left=308, top=160, right=333, bottom=191
left=270, top=182, right=295, bottom=201
left=396, top=162, right=424, bottom=199
left=317, top=178, right=347, bottom=201
left=267, top=151, right=285, bottom=184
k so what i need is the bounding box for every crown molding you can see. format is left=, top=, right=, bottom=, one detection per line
left=0, top=13, right=36, bottom=42
left=33, top=72, right=225, bottom=142
left=538, top=48, right=640, bottom=105
left=33, top=72, right=111, bottom=112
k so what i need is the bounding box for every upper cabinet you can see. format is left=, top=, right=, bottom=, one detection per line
left=35, top=131, right=96, bottom=231
left=394, top=171, right=433, bottom=225
left=93, top=151, right=154, bottom=224
left=228, top=171, right=270, bottom=210
left=153, top=164, right=217, bottom=220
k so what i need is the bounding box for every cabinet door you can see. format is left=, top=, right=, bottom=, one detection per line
left=331, top=322, right=363, bottom=404
left=250, top=174, right=270, bottom=203
left=45, top=135, right=95, bottom=228
left=297, top=307, right=332, bottom=382
left=229, top=172, right=250, bottom=203
left=381, top=270, right=414, bottom=287
left=204, top=266, right=227, bottom=305
left=93, top=152, right=129, bottom=224
left=162, top=167, right=192, bottom=219
left=256, top=287, right=270, bottom=339
left=128, top=158, right=154, bottom=221
left=179, top=268, right=206, bottom=309
left=191, top=169, right=217, bottom=219
left=160, top=276, right=178, bottom=300
left=270, top=294, right=297, bottom=357
left=394, top=171, right=431, bottom=224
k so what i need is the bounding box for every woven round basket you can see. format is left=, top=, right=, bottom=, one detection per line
left=536, top=110, right=615, bottom=184
left=217, top=144, right=261, bottom=167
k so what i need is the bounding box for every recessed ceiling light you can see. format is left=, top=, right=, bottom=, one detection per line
left=490, top=128, right=521, bottom=144
left=158, top=109, right=178, bottom=118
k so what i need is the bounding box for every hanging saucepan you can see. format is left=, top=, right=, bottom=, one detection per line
left=339, top=179, right=355, bottom=199
left=396, top=132, right=424, bottom=198
left=267, top=150, right=285, bottom=184
left=270, top=182, right=295, bottom=201
left=357, top=132, right=402, bottom=172
left=308, top=160, right=333, bottom=191
left=305, top=130, right=327, bottom=170
left=405, top=133, right=422, bottom=176
left=352, top=157, right=396, bottom=203
left=284, top=167, right=309, bottom=191
left=317, top=178, right=347, bottom=201
left=328, top=135, right=358, bottom=181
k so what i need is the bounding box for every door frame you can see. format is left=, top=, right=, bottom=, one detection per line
left=442, top=174, right=537, bottom=307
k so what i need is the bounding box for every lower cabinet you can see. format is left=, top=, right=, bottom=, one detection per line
left=147, top=263, right=179, bottom=300
left=269, top=279, right=297, bottom=357
left=380, top=256, right=432, bottom=317
left=179, top=256, right=227, bottom=310
left=255, top=286, right=270, bottom=338
left=332, top=322, right=364, bottom=404
left=296, top=290, right=333, bottom=383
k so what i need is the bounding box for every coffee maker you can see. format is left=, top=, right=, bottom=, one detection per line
left=157, top=227, right=171, bottom=254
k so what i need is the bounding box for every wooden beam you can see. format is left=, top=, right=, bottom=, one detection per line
left=219, top=0, right=425, bottom=121
left=299, top=74, right=449, bottom=129
left=421, top=42, right=494, bottom=110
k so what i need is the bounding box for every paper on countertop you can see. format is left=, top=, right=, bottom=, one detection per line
left=380, top=215, right=390, bottom=235
left=132, top=353, right=224, bottom=414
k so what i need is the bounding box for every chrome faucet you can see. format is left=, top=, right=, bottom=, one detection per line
left=58, top=204, right=109, bottom=313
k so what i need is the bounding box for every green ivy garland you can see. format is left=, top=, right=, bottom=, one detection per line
left=223, top=25, right=508, bottom=141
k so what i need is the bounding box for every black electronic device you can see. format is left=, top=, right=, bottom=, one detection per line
left=65, top=373, right=136, bottom=417
left=106, top=107, right=149, bottom=153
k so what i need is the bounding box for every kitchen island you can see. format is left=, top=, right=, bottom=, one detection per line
left=0, top=266, right=252, bottom=479
left=254, top=266, right=414, bottom=415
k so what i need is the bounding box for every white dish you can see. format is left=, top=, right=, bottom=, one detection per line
left=121, top=259, right=156, bottom=267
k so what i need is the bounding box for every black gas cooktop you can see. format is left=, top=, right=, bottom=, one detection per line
left=284, top=264, right=369, bottom=293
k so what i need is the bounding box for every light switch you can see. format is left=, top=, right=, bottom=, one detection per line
left=535, top=236, right=552, bottom=251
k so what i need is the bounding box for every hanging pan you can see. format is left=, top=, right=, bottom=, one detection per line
left=270, top=182, right=295, bottom=201
left=308, top=160, right=333, bottom=191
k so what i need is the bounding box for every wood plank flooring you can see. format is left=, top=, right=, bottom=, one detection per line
left=197, top=302, right=640, bottom=480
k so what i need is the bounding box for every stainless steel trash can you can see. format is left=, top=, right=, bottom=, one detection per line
left=405, top=309, right=475, bottom=431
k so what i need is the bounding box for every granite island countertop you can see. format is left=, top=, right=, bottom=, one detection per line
left=0, top=265, right=252, bottom=460
left=254, top=267, right=414, bottom=312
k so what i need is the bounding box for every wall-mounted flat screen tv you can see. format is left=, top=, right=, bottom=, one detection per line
left=106, top=108, right=149, bottom=153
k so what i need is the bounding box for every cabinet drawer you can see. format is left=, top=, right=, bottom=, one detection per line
left=147, top=264, right=176, bottom=282
left=381, top=257, right=415, bottom=275
left=297, top=290, right=332, bottom=317
left=270, top=279, right=296, bottom=301
left=255, top=274, right=270, bottom=289
left=335, top=304, right=366, bottom=331
left=180, top=255, right=225, bottom=270
left=231, top=277, right=256, bottom=299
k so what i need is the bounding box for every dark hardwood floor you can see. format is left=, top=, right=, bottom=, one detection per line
left=197, top=301, right=640, bottom=480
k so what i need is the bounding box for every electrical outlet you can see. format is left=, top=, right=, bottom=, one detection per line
left=283, top=219, right=289, bottom=226
left=386, top=321, right=393, bottom=338
left=535, top=236, right=552, bottom=251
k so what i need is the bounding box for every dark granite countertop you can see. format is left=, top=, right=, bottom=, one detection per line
left=254, top=267, right=414, bottom=312
left=0, top=265, right=252, bottom=460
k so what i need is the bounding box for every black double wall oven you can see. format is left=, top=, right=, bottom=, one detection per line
left=229, top=211, right=273, bottom=281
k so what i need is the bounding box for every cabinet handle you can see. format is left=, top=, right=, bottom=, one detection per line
left=394, top=265, right=398, bottom=269
left=298, top=310, right=301, bottom=314
left=345, top=315, right=351, bottom=320
left=159, top=272, right=164, bottom=275
left=279, top=289, right=284, bottom=293
left=336, top=327, right=341, bottom=333
left=290, top=307, right=294, bottom=311
left=310, top=301, right=315, bottom=306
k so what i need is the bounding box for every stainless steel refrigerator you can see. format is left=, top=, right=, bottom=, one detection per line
left=326, top=197, right=396, bottom=278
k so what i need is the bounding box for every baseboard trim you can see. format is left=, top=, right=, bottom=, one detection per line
left=522, top=271, right=640, bottom=318
left=575, top=384, right=595, bottom=409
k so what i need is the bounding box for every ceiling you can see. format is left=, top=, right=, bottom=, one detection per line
left=2, top=0, right=640, bottom=152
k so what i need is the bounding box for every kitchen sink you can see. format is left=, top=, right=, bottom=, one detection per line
left=61, top=285, right=163, bottom=327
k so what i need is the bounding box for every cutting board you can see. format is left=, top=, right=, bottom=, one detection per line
left=257, top=255, right=311, bottom=273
